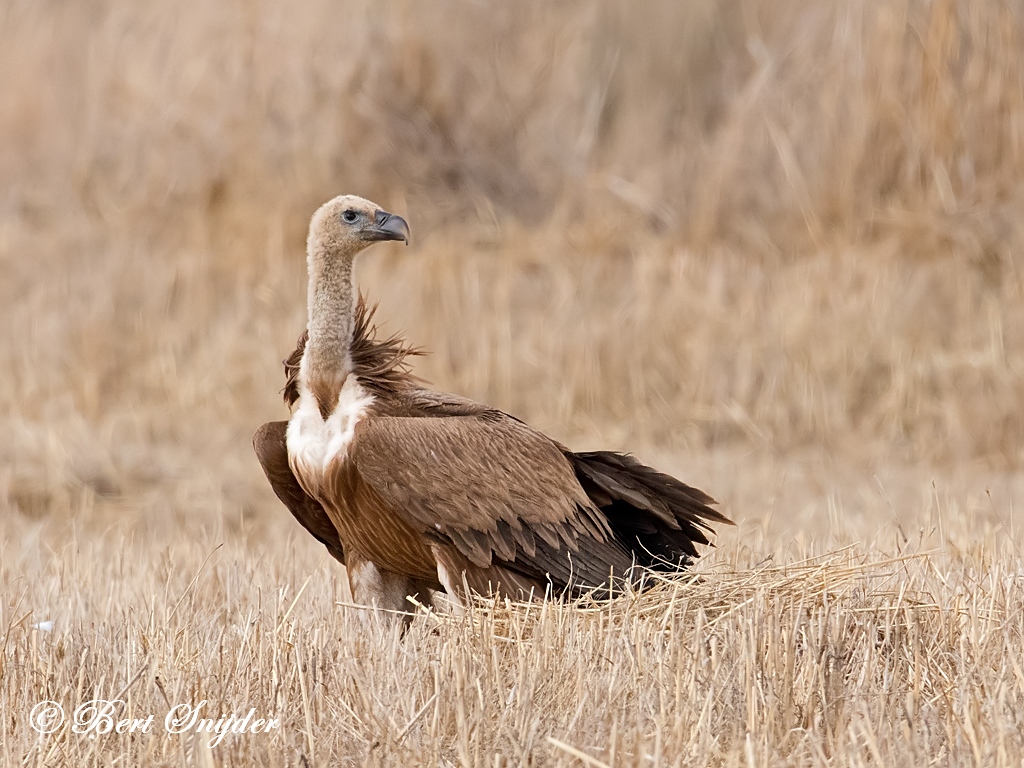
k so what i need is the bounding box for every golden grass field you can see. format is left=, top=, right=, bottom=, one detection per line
left=3, top=0, right=1024, bottom=765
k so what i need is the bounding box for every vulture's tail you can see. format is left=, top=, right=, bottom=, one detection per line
left=569, top=451, right=732, bottom=571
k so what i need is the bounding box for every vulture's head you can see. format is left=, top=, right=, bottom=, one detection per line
left=308, top=195, right=410, bottom=258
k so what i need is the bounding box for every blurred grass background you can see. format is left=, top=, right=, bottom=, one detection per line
left=1, top=0, right=1023, bottom=516
left=5, top=3, right=1024, bottom=764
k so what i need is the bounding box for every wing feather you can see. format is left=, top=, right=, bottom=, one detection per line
left=351, top=414, right=634, bottom=588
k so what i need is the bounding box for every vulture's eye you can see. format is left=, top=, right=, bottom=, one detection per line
left=342, top=210, right=358, bottom=224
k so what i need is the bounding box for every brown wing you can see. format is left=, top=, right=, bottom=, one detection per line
left=253, top=421, right=346, bottom=564
left=350, top=414, right=636, bottom=591
left=400, top=392, right=730, bottom=569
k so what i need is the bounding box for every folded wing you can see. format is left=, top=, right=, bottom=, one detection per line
left=351, top=414, right=638, bottom=591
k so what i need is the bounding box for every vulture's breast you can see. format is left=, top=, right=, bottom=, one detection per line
left=286, top=375, right=375, bottom=497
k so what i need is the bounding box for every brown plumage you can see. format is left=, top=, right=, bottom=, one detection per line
left=254, top=195, right=731, bottom=618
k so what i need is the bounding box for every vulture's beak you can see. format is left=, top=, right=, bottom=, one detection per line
left=365, top=211, right=410, bottom=245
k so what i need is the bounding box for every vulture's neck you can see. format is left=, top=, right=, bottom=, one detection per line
left=303, top=243, right=356, bottom=416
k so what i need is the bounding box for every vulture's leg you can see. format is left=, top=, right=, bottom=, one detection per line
left=253, top=421, right=346, bottom=564
left=346, top=554, right=428, bottom=628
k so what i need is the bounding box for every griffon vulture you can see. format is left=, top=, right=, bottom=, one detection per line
left=254, top=195, right=730, bottom=615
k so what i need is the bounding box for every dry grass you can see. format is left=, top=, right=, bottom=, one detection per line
left=4, top=457, right=1023, bottom=766
left=2, top=0, right=1024, bottom=765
